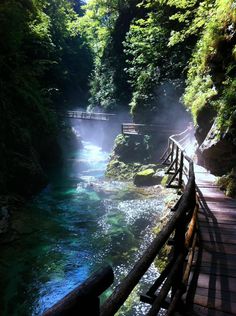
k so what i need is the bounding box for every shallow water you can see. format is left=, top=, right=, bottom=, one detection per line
left=0, top=136, right=166, bottom=316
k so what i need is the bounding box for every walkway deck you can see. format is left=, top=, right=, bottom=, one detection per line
left=185, top=165, right=236, bottom=316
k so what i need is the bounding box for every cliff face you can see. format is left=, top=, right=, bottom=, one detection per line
left=197, top=120, right=236, bottom=175
left=183, top=1, right=236, bottom=179
left=0, top=105, right=61, bottom=197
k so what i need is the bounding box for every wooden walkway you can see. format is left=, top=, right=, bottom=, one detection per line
left=64, top=110, right=116, bottom=121
left=122, top=123, right=180, bottom=135
left=185, top=164, right=236, bottom=316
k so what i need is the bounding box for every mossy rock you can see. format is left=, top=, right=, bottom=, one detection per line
left=134, top=168, right=160, bottom=186
left=218, top=170, right=236, bottom=197
left=106, top=159, right=141, bottom=180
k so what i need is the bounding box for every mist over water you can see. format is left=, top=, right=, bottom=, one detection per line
left=153, top=82, right=192, bottom=131
left=72, top=108, right=132, bottom=150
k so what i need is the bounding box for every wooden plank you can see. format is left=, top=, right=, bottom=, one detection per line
left=200, top=241, right=236, bottom=254
left=198, top=226, right=236, bottom=234
left=192, top=295, right=236, bottom=314
left=190, top=287, right=236, bottom=303
left=188, top=272, right=236, bottom=292
left=198, top=218, right=236, bottom=226
left=198, top=212, right=236, bottom=222
left=198, top=219, right=236, bottom=226
left=197, top=266, right=236, bottom=278
left=192, top=249, right=236, bottom=266
left=199, top=228, right=236, bottom=239
left=187, top=304, right=236, bottom=316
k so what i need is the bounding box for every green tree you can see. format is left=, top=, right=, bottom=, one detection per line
left=0, top=0, right=92, bottom=195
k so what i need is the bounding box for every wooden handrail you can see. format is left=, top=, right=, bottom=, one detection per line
left=100, top=166, right=195, bottom=315
left=62, top=111, right=116, bottom=121
left=100, top=128, right=196, bottom=316
left=122, top=123, right=180, bottom=135
left=42, top=266, right=114, bottom=316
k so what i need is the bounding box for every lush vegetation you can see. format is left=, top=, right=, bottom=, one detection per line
left=1, top=0, right=236, bottom=196
left=79, top=0, right=236, bottom=187
left=0, top=0, right=91, bottom=195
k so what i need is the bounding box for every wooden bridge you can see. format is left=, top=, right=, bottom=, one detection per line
left=42, top=128, right=236, bottom=316
left=63, top=110, right=116, bottom=121
left=122, top=123, right=180, bottom=136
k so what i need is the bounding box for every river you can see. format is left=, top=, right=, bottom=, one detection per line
left=0, top=125, right=168, bottom=316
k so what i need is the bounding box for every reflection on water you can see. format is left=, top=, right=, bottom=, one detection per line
left=0, top=140, right=165, bottom=316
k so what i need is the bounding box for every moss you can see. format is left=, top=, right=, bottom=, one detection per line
left=183, top=0, right=236, bottom=138
left=156, top=243, right=172, bottom=272
left=135, top=168, right=155, bottom=177
left=106, top=159, right=142, bottom=180
left=161, top=175, right=169, bottom=187
left=152, top=224, right=172, bottom=272
left=218, top=169, right=236, bottom=197
left=152, top=192, right=179, bottom=272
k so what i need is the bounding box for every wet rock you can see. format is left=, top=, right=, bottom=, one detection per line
left=218, top=169, right=236, bottom=197
left=197, top=120, right=236, bottom=175
left=195, top=104, right=216, bottom=145
left=134, top=169, right=162, bottom=186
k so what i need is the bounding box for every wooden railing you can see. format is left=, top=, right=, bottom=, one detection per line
left=161, top=127, right=193, bottom=188
left=64, top=111, right=116, bottom=121
left=42, top=128, right=197, bottom=316
left=42, top=266, right=114, bottom=316
left=122, top=123, right=180, bottom=135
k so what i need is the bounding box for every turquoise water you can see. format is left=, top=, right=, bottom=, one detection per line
left=0, top=136, right=165, bottom=316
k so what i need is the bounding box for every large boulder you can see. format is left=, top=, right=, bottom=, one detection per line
left=134, top=168, right=162, bottom=186
left=197, top=120, right=236, bottom=175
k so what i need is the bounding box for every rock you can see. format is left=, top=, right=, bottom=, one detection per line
left=111, top=134, right=163, bottom=164
left=197, top=120, right=236, bottom=175
left=218, top=169, right=236, bottom=197
left=106, top=159, right=142, bottom=180
left=134, top=168, right=162, bottom=186
left=140, top=164, right=159, bottom=171
left=195, top=104, right=216, bottom=145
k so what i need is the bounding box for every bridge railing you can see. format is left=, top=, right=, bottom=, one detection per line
left=42, top=266, right=114, bottom=316
left=122, top=123, right=180, bottom=135
left=42, top=129, right=197, bottom=316
left=162, top=126, right=194, bottom=188
left=65, top=111, right=116, bottom=121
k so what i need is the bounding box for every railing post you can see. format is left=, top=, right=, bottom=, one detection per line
left=172, top=212, right=187, bottom=299
left=170, top=141, right=174, bottom=164
left=178, top=152, right=184, bottom=188
left=175, top=146, right=179, bottom=172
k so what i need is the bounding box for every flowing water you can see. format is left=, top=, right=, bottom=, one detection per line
left=0, top=128, right=167, bottom=316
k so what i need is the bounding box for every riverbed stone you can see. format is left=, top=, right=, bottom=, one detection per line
left=134, top=168, right=161, bottom=186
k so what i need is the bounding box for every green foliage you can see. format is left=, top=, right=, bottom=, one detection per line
left=123, top=1, right=192, bottom=121
left=183, top=0, right=236, bottom=131
left=0, top=0, right=92, bottom=194
left=124, top=11, right=168, bottom=119
left=78, top=0, right=140, bottom=111
left=88, top=61, right=117, bottom=110
left=77, top=0, right=119, bottom=58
